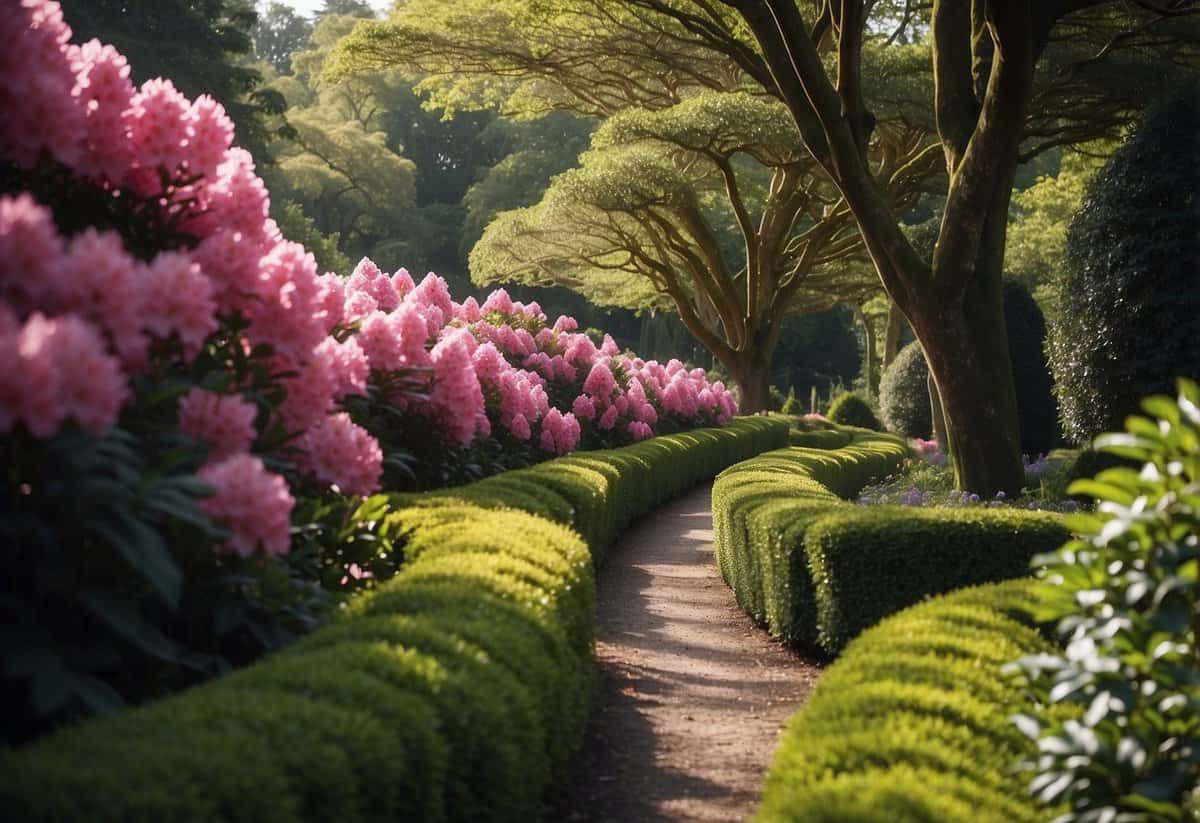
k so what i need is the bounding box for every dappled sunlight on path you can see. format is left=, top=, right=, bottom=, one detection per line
left=546, top=484, right=821, bottom=822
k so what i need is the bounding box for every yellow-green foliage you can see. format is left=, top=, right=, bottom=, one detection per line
left=756, top=581, right=1053, bottom=823
left=713, top=429, right=1067, bottom=654
left=0, top=417, right=789, bottom=822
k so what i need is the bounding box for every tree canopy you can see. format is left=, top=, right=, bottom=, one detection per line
left=331, top=0, right=945, bottom=408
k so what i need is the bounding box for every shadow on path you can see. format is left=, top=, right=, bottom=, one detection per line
left=545, top=484, right=822, bottom=822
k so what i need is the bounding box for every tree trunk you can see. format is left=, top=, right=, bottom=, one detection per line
left=852, top=303, right=876, bottom=400
left=928, top=371, right=947, bottom=452
left=728, top=350, right=773, bottom=414
left=883, top=299, right=904, bottom=369
left=913, top=284, right=1024, bottom=496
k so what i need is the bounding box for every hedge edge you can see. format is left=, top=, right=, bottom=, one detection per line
left=0, top=416, right=790, bottom=823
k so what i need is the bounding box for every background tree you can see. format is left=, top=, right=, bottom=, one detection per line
left=589, top=0, right=1199, bottom=493
left=253, top=2, right=314, bottom=73
left=61, top=0, right=285, bottom=161
left=1048, top=86, right=1200, bottom=445
left=332, top=1, right=941, bottom=409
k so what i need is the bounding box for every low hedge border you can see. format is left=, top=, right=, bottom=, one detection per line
left=0, top=416, right=790, bottom=823
left=713, top=431, right=1069, bottom=654
left=755, top=580, right=1056, bottom=822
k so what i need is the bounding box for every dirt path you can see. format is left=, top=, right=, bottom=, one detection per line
left=546, top=483, right=823, bottom=823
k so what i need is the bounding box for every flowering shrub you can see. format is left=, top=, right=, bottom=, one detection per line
left=330, top=269, right=738, bottom=489
left=0, top=0, right=738, bottom=742
left=1008, top=379, right=1200, bottom=821
left=857, top=446, right=1081, bottom=512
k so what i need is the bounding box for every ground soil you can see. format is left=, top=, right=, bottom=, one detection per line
left=545, top=483, right=823, bottom=823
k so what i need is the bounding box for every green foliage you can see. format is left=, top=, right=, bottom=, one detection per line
left=0, top=417, right=790, bottom=818
left=879, top=341, right=932, bottom=439
left=713, top=431, right=1067, bottom=656
left=827, top=393, right=880, bottom=431
left=1006, top=145, right=1111, bottom=318
left=1010, top=379, right=1200, bottom=821
left=768, top=385, right=787, bottom=412
left=781, top=387, right=802, bottom=416
left=272, top=200, right=351, bottom=274
left=756, top=581, right=1053, bottom=823
left=1048, top=87, right=1200, bottom=446
left=712, top=431, right=908, bottom=652
left=253, top=2, right=313, bottom=74
left=806, top=506, right=1068, bottom=653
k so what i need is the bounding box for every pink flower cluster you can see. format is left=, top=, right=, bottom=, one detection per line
left=333, top=272, right=738, bottom=454
left=0, top=2, right=383, bottom=558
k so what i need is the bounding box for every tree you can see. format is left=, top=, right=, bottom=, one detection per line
left=253, top=2, right=313, bottom=73
left=598, top=0, right=1197, bottom=493
left=60, top=0, right=285, bottom=162
left=332, top=1, right=937, bottom=410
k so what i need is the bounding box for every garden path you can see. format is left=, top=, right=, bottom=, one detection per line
left=546, top=483, right=822, bottom=822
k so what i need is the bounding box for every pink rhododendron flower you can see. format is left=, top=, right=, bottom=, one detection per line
left=627, top=420, right=653, bottom=441
left=509, top=412, right=531, bottom=441
left=198, top=454, right=293, bottom=557
left=583, top=362, right=617, bottom=400
left=0, top=194, right=67, bottom=312
left=347, top=257, right=399, bottom=312
left=178, top=388, right=257, bottom=458
left=572, top=394, right=596, bottom=421
left=141, top=251, right=218, bottom=358
left=298, top=413, right=382, bottom=496
left=539, top=408, right=580, bottom=455
left=184, top=94, right=234, bottom=180
left=598, top=405, right=619, bottom=431
left=126, top=77, right=191, bottom=180
left=70, top=39, right=135, bottom=181
left=391, top=267, right=415, bottom=297
left=429, top=328, right=484, bottom=445
left=0, top=0, right=85, bottom=169
left=481, top=288, right=514, bottom=316
left=61, top=228, right=145, bottom=366
left=244, top=240, right=325, bottom=361
left=6, top=312, right=126, bottom=437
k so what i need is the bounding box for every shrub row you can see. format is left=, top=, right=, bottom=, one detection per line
left=756, top=580, right=1053, bottom=822
left=713, top=432, right=1068, bottom=654
left=0, top=416, right=790, bottom=823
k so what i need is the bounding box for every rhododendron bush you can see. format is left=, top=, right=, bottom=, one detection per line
left=0, top=0, right=736, bottom=743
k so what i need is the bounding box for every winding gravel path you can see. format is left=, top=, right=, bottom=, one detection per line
left=546, top=483, right=823, bottom=822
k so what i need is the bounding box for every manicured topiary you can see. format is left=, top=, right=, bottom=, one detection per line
left=880, top=283, right=1060, bottom=451
left=1047, top=85, right=1200, bottom=444
left=826, top=393, right=880, bottom=430
left=878, top=341, right=932, bottom=438
left=756, top=581, right=1051, bottom=823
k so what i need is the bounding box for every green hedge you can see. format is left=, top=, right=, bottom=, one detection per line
left=0, top=416, right=789, bottom=823
left=713, top=432, right=1067, bottom=654
left=756, top=580, right=1054, bottom=823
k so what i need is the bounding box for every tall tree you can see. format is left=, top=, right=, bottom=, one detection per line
left=60, top=0, right=285, bottom=161
left=705, top=0, right=1199, bottom=492
left=253, top=2, right=314, bottom=73
left=332, top=1, right=936, bottom=409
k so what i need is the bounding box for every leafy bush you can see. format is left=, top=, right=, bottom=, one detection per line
left=1048, top=86, right=1200, bottom=445
left=881, top=283, right=1059, bottom=451
left=826, top=392, right=880, bottom=430
left=806, top=506, right=1068, bottom=653
left=756, top=581, right=1052, bottom=823
left=879, top=341, right=932, bottom=438
left=0, top=416, right=790, bottom=821
left=1009, top=379, right=1200, bottom=821
left=714, top=431, right=1068, bottom=655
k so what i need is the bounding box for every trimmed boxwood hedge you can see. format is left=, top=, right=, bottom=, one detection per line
left=756, top=580, right=1056, bottom=823
left=713, top=431, right=1068, bottom=655
left=0, top=416, right=789, bottom=823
